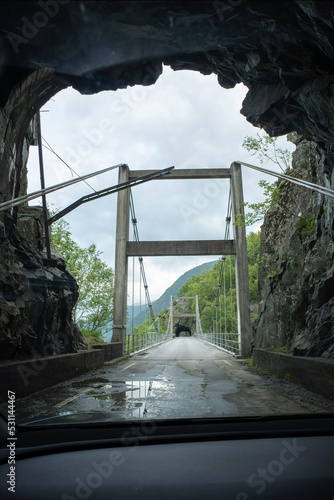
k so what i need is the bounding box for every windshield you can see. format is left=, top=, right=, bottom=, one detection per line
left=1, top=1, right=334, bottom=427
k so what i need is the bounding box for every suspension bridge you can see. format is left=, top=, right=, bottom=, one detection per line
left=12, top=161, right=334, bottom=421
left=113, top=163, right=251, bottom=358
left=3, top=118, right=251, bottom=359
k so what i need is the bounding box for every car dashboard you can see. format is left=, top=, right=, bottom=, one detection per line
left=0, top=412, right=333, bottom=499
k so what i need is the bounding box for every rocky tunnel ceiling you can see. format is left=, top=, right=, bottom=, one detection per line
left=1, top=0, right=334, bottom=168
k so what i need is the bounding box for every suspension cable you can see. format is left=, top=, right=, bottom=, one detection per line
left=0, top=163, right=125, bottom=212
left=217, top=189, right=233, bottom=335
left=130, top=190, right=159, bottom=333
left=229, top=255, right=234, bottom=332
left=42, top=136, right=97, bottom=193
left=131, top=222, right=135, bottom=338
left=48, top=166, right=174, bottom=225
left=237, top=161, right=334, bottom=198
left=223, top=257, right=227, bottom=333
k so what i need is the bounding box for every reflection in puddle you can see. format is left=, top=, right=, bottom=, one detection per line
left=85, top=380, right=168, bottom=418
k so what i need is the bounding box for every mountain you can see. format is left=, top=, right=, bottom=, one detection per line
left=127, top=303, right=147, bottom=320
left=128, top=260, right=218, bottom=330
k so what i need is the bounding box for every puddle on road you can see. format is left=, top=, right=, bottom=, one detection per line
left=71, top=378, right=110, bottom=388
left=85, top=380, right=169, bottom=418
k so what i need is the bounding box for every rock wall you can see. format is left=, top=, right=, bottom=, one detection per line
left=0, top=69, right=84, bottom=361
left=255, top=133, right=334, bottom=358
left=1, top=1, right=334, bottom=359
left=0, top=211, right=86, bottom=360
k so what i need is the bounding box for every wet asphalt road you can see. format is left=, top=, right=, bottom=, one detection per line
left=15, top=338, right=334, bottom=422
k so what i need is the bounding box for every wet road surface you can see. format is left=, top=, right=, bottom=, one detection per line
left=15, top=338, right=334, bottom=422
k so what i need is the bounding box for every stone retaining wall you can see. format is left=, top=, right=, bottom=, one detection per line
left=0, top=343, right=123, bottom=400
left=253, top=348, right=334, bottom=401
left=92, top=343, right=123, bottom=361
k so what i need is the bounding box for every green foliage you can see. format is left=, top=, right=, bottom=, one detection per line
left=127, top=310, right=170, bottom=352
left=51, top=215, right=114, bottom=341
left=235, top=180, right=281, bottom=226
left=134, top=232, right=262, bottom=336
left=295, top=214, right=316, bottom=235
left=246, top=357, right=254, bottom=367
left=247, top=231, right=261, bottom=266
left=132, top=260, right=217, bottom=329
left=235, top=133, right=292, bottom=227
left=251, top=313, right=258, bottom=323
left=242, top=133, right=292, bottom=172
left=174, top=232, right=261, bottom=333
left=269, top=267, right=281, bottom=280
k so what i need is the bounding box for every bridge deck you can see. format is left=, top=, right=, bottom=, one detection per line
left=12, top=339, right=333, bottom=421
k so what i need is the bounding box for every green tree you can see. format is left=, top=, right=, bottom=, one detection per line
left=134, top=233, right=261, bottom=335
left=236, top=133, right=292, bottom=226
left=246, top=231, right=261, bottom=302
left=237, top=180, right=281, bottom=226
left=176, top=232, right=261, bottom=332
left=242, top=133, right=292, bottom=172
left=247, top=231, right=261, bottom=266
left=51, top=217, right=114, bottom=341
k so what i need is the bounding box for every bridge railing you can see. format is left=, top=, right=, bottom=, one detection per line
left=125, top=331, right=173, bottom=355
left=197, top=332, right=240, bottom=356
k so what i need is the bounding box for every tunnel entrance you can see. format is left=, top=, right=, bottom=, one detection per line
left=175, top=325, right=192, bottom=337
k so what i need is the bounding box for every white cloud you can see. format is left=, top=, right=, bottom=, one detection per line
left=27, top=65, right=294, bottom=303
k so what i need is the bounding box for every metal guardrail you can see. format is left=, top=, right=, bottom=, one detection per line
left=197, top=332, right=240, bottom=356
left=125, top=331, right=239, bottom=356
left=125, top=331, right=173, bottom=355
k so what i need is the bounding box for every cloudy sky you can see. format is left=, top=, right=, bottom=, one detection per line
left=27, top=65, right=294, bottom=305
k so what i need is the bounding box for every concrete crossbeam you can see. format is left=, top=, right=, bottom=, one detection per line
left=127, top=240, right=235, bottom=256
left=174, top=313, right=196, bottom=317
left=129, top=168, right=231, bottom=180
